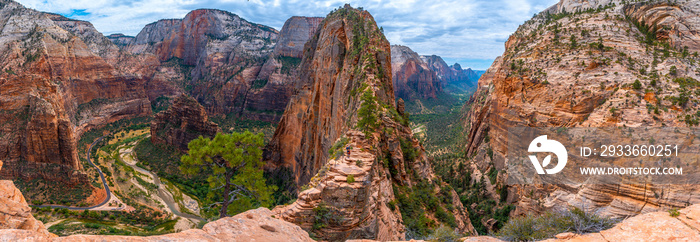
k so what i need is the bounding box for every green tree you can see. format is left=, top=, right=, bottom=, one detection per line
left=632, top=80, right=642, bottom=90
left=669, top=65, right=678, bottom=76
left=569, top=35, right=577, bottom=49
left=357, top=88, right=379, bottom=136
left=180, top=132, right=275, bottom=218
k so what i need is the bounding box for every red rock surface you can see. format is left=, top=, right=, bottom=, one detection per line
left=266, top=5, right=475, bottom=240
left=0, top=0, right=152, bottom=184
left=151, top=94, right=220, bottom=151
left=0, top=206, right=314, bottom=241
left=462, top=0, right=700, bottom=218
left=391, top=45, right=442, bottom=100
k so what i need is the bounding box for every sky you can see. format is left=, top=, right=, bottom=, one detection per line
left=16, top=0, right=559, bottom=70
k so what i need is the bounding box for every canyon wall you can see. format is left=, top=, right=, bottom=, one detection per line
left=0, top=0, right=153, bottom=185
left=462, top=0, right=700, bottom=218
left=391, top=45, right=442, bottom=100
left=151, top=94, right=220, bottom=151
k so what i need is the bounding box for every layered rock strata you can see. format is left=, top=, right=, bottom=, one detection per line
left=0, top=0, right=153, bottom=185
left=462, top=0, right=700, bottom=218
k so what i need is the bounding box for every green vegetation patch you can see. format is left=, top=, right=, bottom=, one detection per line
left=496, top=207, right=616, bottom=241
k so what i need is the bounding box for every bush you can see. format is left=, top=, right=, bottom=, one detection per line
left=669, top=208, right=680, bottom=217
left=632, top=80, right=642, bottom=90
left=427, top=225, right=461, bottom=242
left=347, top=174, right=355, bottom=183
left=496, top=207, right=617, bottom=241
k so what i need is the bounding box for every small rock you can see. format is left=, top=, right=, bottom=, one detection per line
left=555, top=232, right=576, bottom=239
left=260, top=224, right=277, bottom=232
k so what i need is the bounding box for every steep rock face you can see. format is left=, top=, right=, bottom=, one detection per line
left=106, top=34, right=135, bottom=47
left=273, top=17, right=324, bottom=58
left=422, top=55, right=479, bottom=93
left=151, top=95, right=220, bottom=151
left=267, top=5, right=475, bottom=241
left=0, top=161, right=52, bottom=237
left=123, top=9, right=283, bottom=121
left=0, top=0, right=152, bottom=184
left=391, top=45, right=442, bottom=100
left=246, top=16, right=324, bottom=121
left=265, top=5, right=394, bottom=187
left=462, top=0, right=700, bottom=218
left=623, top=1, right=700, bottom=53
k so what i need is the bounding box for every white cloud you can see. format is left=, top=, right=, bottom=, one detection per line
left=14, top=0, right=558, bottom=69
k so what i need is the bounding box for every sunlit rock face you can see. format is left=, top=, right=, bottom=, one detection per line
left=463, top=0, right=700, bottom=218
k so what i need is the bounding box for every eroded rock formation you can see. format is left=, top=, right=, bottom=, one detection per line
left=0, top=160, right=52, bottom=237
left=421, top=55, right=480, bottom=93
left=266, top=5, right=475, bottom=241
left=151, top=95, right=220, bottom=151
left=0, top=206, right=313, bottom=241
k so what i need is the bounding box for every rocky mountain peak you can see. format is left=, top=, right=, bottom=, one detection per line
left=463, top=0, right=700, bottom=219
left=266, top=5, right=393, bottom=186
left=274, top=16, right=323, bottom=58
left=266, top=5, right=476, bottom=240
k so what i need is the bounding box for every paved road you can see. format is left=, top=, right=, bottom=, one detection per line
left=33, top=136, right=112, bottom=210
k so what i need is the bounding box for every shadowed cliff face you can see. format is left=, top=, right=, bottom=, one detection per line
left=151, top=95, right=220, bottom=151
left=265, top=5, right=394, bottom=188
left=422, top=55, right=480, bottom=93
left=463, top=0, right=700, bottom=219
left=391, top=45, right=442, bottom=100
left=0, top=0, right=152, bottom=184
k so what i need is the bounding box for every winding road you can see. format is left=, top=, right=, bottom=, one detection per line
left=32, top=136, right=205, bottom=224
left=33, top=136, right=111, bottom=210
left=119, top=145, right=205, bottom=223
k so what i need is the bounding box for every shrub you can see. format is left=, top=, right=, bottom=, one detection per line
left=347, top=174, right=355, bottom=183
left=669, top=208, right=680, bottom=217
left=496, top=207, right=617, bottom=241
left=427, top=225, right=461, bottom=242
left=632, top=80, right=642, bottom=90
left=329, top=137, right=350, bottom=159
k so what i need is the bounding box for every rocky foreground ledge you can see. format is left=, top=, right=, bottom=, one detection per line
left=0, top=207, right=313, bottom=242
left=3, top=155, right=700, bottom=242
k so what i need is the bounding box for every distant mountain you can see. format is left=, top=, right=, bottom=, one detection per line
left=421, top=55, right=480, bottom=93
left=391, top=45, right=443, bottom=101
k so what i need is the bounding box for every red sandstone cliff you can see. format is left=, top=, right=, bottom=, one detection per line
left=266, top=5, right=475, bottom=240
left=391, top=45, right=443, bottom=100
left=462, top=0, right=700, bottom=219
left=0, top=0, right=153, bottom=184
left=151, top=95, right=220, bottom=151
